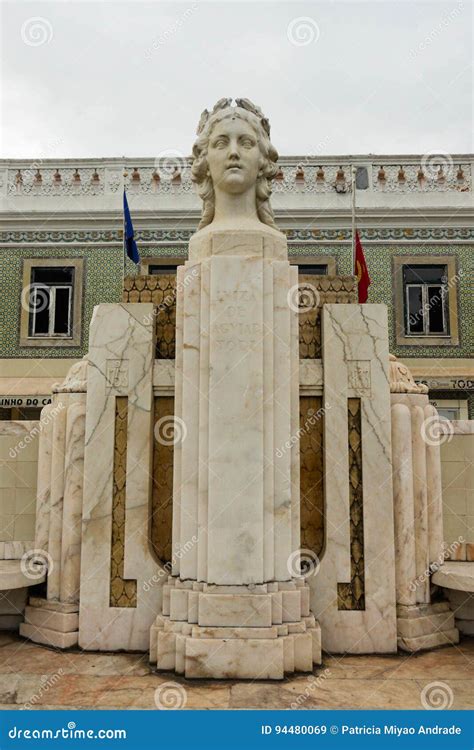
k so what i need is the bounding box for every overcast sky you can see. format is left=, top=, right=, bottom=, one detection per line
left=1, top=0, right=472, bottom=159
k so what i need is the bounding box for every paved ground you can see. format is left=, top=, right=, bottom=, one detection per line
left=0, top=632, right=472, bottom=710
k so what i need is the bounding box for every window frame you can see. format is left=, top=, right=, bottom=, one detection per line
left=290, top=255, right=337, bottom=275
left=404, top=279, right=449, bottom=337
left=393, top=255, right=459, bottom=347
left=140, top=256, right=183, bottom=275
left=20, top=258, right=84, bottom=348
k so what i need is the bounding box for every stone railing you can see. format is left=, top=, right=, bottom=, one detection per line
left=2, top=156, right=471, bottom=197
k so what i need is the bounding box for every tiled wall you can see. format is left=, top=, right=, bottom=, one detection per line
left=1, top=242, right=472, bottom=360
left=0, top=422, right=39, bottom=545
left=440, top=426, right=474, bottom=546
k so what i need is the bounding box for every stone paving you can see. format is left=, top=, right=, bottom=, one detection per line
left=0, top=633, right=472, bottom=710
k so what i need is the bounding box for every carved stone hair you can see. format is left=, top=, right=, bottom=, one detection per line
left=191, top=98, right=279, bottom=230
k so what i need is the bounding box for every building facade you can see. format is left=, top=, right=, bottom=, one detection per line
left=0, top=154, right=472, bottom=418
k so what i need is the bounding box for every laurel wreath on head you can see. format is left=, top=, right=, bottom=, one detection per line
left=196, top=98, right=271, bottom=137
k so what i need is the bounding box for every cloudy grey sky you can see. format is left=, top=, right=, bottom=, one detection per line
left=1, top=0, right=472, bottom=159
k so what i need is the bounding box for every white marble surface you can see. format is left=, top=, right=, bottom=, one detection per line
left=172, top=229, right=301, bottom=586
left=391, top=403, right=417, bottom=606
left=424, top=404, right=445, bottom=566
left=34, top=403, right=53, bottom=555
left=79, top=303, right=162, bottom=651
left=60, top=398, right=86, bottom=604
left=316, top=304, right=397, bottom=653
left=46, top=394, right=69, bottom=601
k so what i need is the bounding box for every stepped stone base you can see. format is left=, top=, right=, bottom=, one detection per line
left=150, top=577, right=321, bottom=679
left=397, top=602, right=459, bottom=652
left=19, top=597, right=79, bottom=649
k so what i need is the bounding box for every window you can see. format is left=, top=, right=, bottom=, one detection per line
left=140, top=257, right=182, bottom=275
left=149, top=264, right=178, bottom=275
left=28, top=267, right=73, bottom=337
left=393, top=256, right=459, bottom=347
left=290, top=256, right=336, bottom=276
left=297, top=264, right=328, bottom=275
left=20, top=259, right=84, bottom=348
left=404, top=265, right=448, bottom=336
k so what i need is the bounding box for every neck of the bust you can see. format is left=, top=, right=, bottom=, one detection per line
left=212, top=186, right=259, bottom=227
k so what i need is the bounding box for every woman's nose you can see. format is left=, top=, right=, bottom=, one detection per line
left=228, top=139, right=240, bottom=158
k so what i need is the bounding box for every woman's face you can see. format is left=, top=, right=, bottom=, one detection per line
left=206, top=117, right=261, bottom=195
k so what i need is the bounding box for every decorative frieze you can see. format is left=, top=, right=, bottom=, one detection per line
left=5, top=160, right=471, bottom=197
left=2, top=226, right=474, bottom=244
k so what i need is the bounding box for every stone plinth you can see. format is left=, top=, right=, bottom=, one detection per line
left=151, top=578, right=320, bottom=678
left=153, top=226, right=320, bottom=678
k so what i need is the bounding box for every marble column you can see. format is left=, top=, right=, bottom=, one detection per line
left=152, top=228, right=321, bottom=678
left=46, top=393, right=68, bottom=602
left=424, top=404, right=445, bottom=567
left=60, top=398, right=86, bottom=604
left=34, top=403, right=54, bottom=555
left=20, top=362, right=88, bottom=649
left=389, top=357, right=459, bottom=651
left=391, top=402, right=417, bottom=606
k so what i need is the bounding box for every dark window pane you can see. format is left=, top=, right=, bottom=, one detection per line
left=149, top=265, right=178, bottom=275
left=407, top=286, right=424, bottom=333
left=403, top=265, right=446, bottom=284
left=31, top=267, right=73, bottom=284
left=298, top=265, right=328, bottom=275
left=30, top=286, right=50, bottom=334
left=17, top=407, right=43, bottom=420
left=53, top=288, right=71, bottom=334
left=427, top=286, right=445, bottom=333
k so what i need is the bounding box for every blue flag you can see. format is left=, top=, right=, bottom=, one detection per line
left=123, top=190, right=140, bottom=264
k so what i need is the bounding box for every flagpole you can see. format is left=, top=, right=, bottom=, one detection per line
left=123, top=171, right=127, bottom=287
left=351, top=165, right=356, bottom=275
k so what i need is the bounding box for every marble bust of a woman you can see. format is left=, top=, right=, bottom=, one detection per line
left=191, top=98, right=283, bottom=237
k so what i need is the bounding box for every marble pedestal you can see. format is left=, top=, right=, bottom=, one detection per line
left=151, top=578, right=321, bottom=679
left=152, top=226, right=321, bottom=678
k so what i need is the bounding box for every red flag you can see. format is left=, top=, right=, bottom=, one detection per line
left=354, top=230, right=371, bottom=303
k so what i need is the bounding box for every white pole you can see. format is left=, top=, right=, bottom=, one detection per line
left=123, top=169, right=127, bottom=287
left=351, top=165, right=356, bottom=275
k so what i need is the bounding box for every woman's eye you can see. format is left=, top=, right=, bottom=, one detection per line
left=241, top=139, right=254, bottom=148
left=213, top=138, right=227, bottom=148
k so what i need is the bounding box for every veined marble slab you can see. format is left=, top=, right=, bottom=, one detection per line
left=79, top=303, right=163, bottom=651
left=315, top=304, right=397, bottom=653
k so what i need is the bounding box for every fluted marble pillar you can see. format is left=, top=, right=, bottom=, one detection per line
left=60, top=397, right=86, bottom=604
left=153, top=227, right=321, bottom=679
left=20, top=362, right=88, bottom=649
left=389, top=356, right=459, bottom=651
left=391, top=402, right=417, bottom=606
